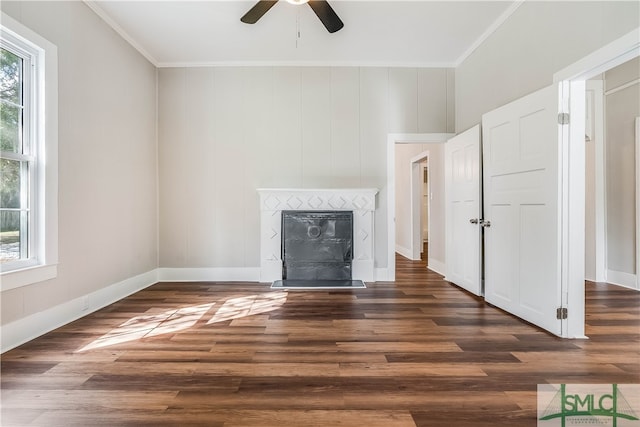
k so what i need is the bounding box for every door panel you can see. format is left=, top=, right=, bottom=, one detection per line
left=482, top=84, right=562, bottom=336
left=488, top=204, right=513, bottom=303
left=445, top=125, right=482, bottom=296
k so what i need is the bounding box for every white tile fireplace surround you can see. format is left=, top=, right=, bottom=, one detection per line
left=257, top=188, right=378, bottom=283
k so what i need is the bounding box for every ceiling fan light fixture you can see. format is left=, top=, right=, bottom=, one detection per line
left=242, top=0, right=343, bottom=33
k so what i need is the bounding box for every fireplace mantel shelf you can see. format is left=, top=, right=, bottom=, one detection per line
left=257, top=188, right=378, bottom=213
left=257, top=188, right=378, bottom=282
left=257, top=188, right=378, bottom=193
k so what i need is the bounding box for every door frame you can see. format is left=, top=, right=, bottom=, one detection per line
left=410, top=151, right=430, bottom=261
left=553, top=27, right=640, bottom=338
left=636, top=117, right=640, bottom=289
left=386, top=133, right=454, bottom=281
left=584, top=81, right=606, bottom=283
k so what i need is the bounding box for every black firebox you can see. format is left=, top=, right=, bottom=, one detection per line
left=281, top=210, right=353, bottom=281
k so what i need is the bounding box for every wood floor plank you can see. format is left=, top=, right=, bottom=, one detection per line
left=1, top=248, right=638, bottom=426
left=163, top=409, right=417, bottom=427
left=342, top=391, right=521, bottom=410
left=251, top=351, right=389, bottom=363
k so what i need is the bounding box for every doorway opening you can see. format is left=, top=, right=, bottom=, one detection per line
left=584, top=62, right=639, bottom=289
left=421, top=163, right=429, bottom=251
left=600, top=58, right=638, bottom=288
left=554, top=27, right=640, bottom=337
left=584, top=80, right=605, bottom=284
left=386, top=133, right=453, bottom=281
left=410, top=151, right=430, bottom=262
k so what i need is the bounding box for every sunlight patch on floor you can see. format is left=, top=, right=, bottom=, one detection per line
left=207, top=291, right=288, bottom=324
left=76, top=302, right=215, bottom=352
left=76, top=291, right=288, bottom=352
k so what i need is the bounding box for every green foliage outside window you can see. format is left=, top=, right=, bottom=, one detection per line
left=1, top=48, right=23, bottom=250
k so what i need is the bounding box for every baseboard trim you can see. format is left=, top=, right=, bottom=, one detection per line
left=427, top=258, right=446, bottom=276
left=157, top=267, right=261, bottom=282
left=1, top=269, right=158, bottom=353
left=395, top=245, right=415, bottom=260
left=2, top=262, right=392, bottom=353
left=606, top=269, right=638, bottom=290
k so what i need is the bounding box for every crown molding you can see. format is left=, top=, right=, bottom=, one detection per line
left=83, top=0, right=159, bottom=67
left=454, top=0, right=525, bottom=67
left=155, top=60, right=457, bottom=69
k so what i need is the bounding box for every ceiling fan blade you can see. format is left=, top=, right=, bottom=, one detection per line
left=241, top=1, right=279, bottom=24
left=308, top=0, right=344, bottom=33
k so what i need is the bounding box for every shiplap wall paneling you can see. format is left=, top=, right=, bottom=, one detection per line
left=244, top=67, right=275, bottom=266
left=389, top=68, right=418, bottom=134
left=157, top=66, right=453, bottom=273
left=418, top=68, right=448, bottom=133
left=213, top=68, right=246, bottom=267
left=159, top=69, right=189, bottom=266
left=359, top=67, right=389, bottom=267
left=185, top=68, right=216, bottom=267
left=272, top=67, right=303, bottom=188
left=302, top=68, right=332, bottom=188
left=330, top=67, right=360, bottom=187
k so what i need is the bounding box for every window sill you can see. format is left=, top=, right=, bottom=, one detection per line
left=1, top=263, right=57, bottom=291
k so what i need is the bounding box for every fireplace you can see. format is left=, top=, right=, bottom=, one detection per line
left=257, top=188, right=378, bottom=283
left=282, top=210, right=353, bottom=280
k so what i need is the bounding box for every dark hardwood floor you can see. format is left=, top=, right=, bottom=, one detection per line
left=1, top=250, right=639, bottom=426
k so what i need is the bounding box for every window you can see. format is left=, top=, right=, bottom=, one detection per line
left=1, top=13, right=58, bottom=290
left=1, top=42, right=36, bottom=268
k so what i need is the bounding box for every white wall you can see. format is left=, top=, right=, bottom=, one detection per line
left=394, top=143, right=445, bottom=271
left=0, top=2, right=158, bottom=326
left=158, top=67, right=454, bottom=273
left=604, top=57, right=639, bottom=279
left=456, top=1, right=640, bottom=132
left=584, top=81, right=600, bottom=282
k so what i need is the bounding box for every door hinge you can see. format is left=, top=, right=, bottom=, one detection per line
left=556, top=307, right=568, bottom=319
left=558, top=113, right=570, bottom=125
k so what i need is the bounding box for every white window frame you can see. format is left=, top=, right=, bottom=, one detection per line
left=2, top=32, right=38, bottom=270
left=0, top=13, right=58, bottom=291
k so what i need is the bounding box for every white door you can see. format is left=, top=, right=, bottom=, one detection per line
left=422, top=165, right=428, bottom=242
left=482, top=84, right=563, bottom=336
left=445, top=125, right=482, bottom=296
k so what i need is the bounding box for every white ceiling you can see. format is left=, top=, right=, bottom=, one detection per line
left=87, top=0, right=520, bottom=67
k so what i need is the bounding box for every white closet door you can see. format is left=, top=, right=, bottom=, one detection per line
left=445, top=125, right=482, bottom=296
left=482, top=85, right=563, bottom=336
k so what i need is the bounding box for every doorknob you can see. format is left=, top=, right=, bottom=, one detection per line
left=481, top=220, right=491, bottom=228
left=469, top=218, right=479, bottom=224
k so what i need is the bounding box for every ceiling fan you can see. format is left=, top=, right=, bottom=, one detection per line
left=241, top=0, right=344, bottom=34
